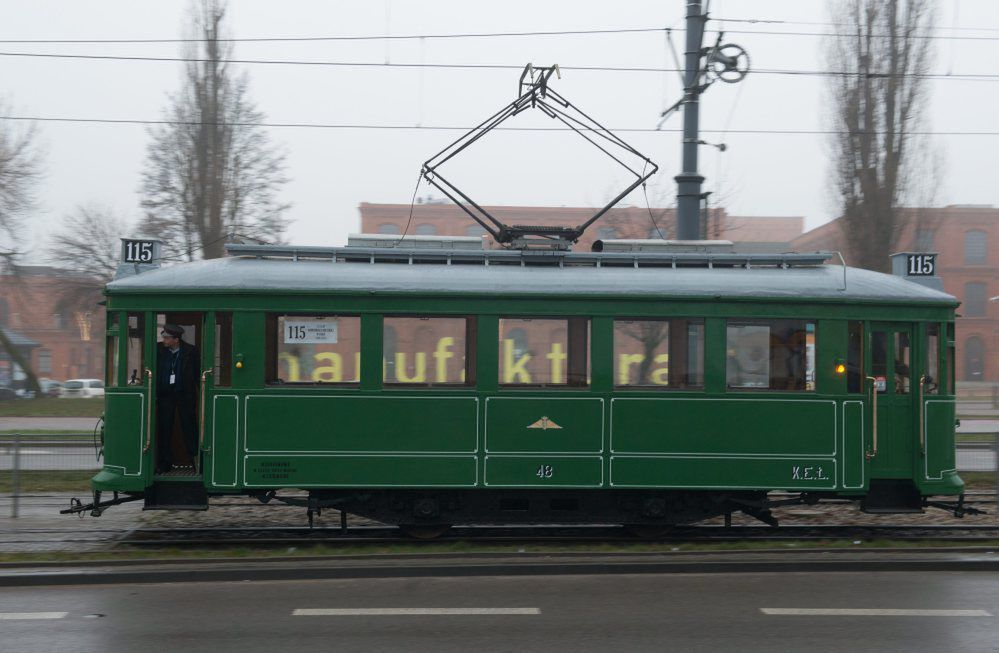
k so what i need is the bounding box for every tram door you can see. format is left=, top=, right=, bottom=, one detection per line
left=868, top=323, right=915, bottom=478
left=153, top=312, right=204, bottom=476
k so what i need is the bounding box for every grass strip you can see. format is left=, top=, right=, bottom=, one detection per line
left=0, top=471, right=94, bottom=493
left=0, top=398, right=103, bottom=418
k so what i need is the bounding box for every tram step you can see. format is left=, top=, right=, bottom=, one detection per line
left=143, top=481, right=209, bottom=511
left=860, top=479, right=923, bottom=514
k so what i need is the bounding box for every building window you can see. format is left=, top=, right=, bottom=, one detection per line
left=377, top=223, right=401, bottom=235
left=499, top=318, right=589, bottom=387
left=415, top=224, right=438, bottom=236
left=965, top=230, right=987, bottom=265
left=0, top=298, right=8, bottom=326
left=613, top=319, right=704, bottom=388
left=53, top=313, right=66, bottom=330
left=726, top=319, right=816, bottom=391
left=269, top=315, right=361, bottom=384
left=465, top=224, right=488, bottom=238
left=964, top=336, right=985, bottom=381
left=597, top=227, right=618, bottom=241
left=37, top=349, right=52, bottom=374
left=964, top=282, right=986, bottom=317
left=914, top=228, right=935, bottom=252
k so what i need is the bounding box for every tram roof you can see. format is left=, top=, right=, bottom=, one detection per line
left=106, top=247, right=957, bottom=306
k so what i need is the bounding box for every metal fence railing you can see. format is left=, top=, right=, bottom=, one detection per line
left=1, top=432, right=997, bottom=518
left=1, top=434, right=100, bottom=518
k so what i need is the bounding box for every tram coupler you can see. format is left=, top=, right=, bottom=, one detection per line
left=924, top=494, right=985, bottom=518
left=61, top=490, right=142, bottom=517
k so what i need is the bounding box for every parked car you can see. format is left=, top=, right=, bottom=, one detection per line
left=0, top=387, right=17, bottom=401
left=60, top=378, right=105, bottom=399
left=38, top=378, right=63, bottom=398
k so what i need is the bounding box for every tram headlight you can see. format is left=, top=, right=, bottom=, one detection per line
left=834, top=358, right=846, bottom=375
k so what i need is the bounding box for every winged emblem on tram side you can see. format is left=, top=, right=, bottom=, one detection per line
left=527, top=416, right=562, bottom=431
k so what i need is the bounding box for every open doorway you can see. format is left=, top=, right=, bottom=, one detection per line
left=154, top=312, right=203, bottom=476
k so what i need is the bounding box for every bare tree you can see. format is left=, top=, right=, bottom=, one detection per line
left=51, top=204, right=127, bottom=281
left=0, top=104, right=43, bottom=269
left=140, top=0, right=289, bottom=261
left=0, top=104, right=44, bottom=394
left=826, top=0, right=936, bottom=271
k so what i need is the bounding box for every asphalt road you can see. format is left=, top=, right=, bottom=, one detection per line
left=0, top=571, right=996, bottom=652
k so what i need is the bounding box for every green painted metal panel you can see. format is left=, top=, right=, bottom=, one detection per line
left=232, top=312, right=265, bottom=389
left=485, top=397, right=603, bottom=453
left=102, top=391, right=147, bottom=478
left=244, top=395, right=478, bottom=452
left=210, top=394, right=240, bottom=488
left=243, top=454, right=477, bottom=487
left=842, top=400, right=865, bottom=489
left=611, top=455, right=837, bottom=489
left=611, top=398, right=836, bottom=456
left=923, top=400, right=956, bottom=480
left=485, top=455, right=603, bottom=487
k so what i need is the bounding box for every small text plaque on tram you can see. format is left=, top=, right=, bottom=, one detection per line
left=284, top=320, right=338, bottom=344
left=905, top=253, right=936, bottom=276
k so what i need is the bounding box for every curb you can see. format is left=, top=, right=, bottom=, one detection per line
left=3, top=555, right=999, bottom=587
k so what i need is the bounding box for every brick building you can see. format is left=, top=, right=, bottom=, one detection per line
left=0, top=266, right=104, bottom=385
left=790, top=206, right=998, bottom=383
left=358, top=202, right=804, bottom=252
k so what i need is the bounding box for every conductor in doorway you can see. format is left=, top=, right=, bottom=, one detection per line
left=156, top=324, right=199, bottom=474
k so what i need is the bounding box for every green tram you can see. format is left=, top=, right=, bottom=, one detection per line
left=81, top=236, right=966, bottom=528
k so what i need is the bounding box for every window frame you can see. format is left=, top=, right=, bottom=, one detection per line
left=498, top=316, right=590, bottom=389
left=381, top=314, right=477, bottom=388
left=611, top=317, right=705, bottom=390
left=266, top=313, right=363, bottom=386
left=725, top=318, right=817, bottom=393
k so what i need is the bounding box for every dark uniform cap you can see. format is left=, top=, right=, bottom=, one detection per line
left=161, top=324, right=185, bottom=337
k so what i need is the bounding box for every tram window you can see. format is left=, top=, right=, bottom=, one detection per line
left=894, top=332, right=911, bottom=394
left=613, top=318, right=704, bottom=388
left=947, top=323, right=955, bottom=395
left=270, top=315, right=361, bottom=384
left=499, top=318, right=589, bottom=387
left=871, top=331, right=888, bottom=394
left=847, top=321, right=864, bottom=393
left=925, top=324, right=940, bottom=394
left=214, top=312, right=232, bottom=387
left=726, top=320, right=816, bottom=391
left=383, top=316, right=474, bottom=386
left=125, top=313, right=144, bottom=386
left=106, top=313, right=120, bottom=387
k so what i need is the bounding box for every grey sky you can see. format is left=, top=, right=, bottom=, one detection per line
left=2, top=0, right=996, bottom=256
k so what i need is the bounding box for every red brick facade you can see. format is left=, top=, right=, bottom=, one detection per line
left=0, top=267, right=104, bottom=384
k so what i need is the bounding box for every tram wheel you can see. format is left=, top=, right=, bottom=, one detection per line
left=399, top=524, right=453, bottom=540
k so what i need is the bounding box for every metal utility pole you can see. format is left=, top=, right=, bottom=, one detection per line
left=675, top=0, right=708, bottom=241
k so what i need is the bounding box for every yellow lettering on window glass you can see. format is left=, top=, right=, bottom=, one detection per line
left=546, top=342, right=567, bottom=384
left=433, top=337, right=455, bottom=383
left=650, top=353, right=670, bottom=385
left=279, top=353, right=301, bottom=381
left=394, top=352, right=427, bottom=383
left=312, top=352, right=343, bottom=382
left=502, top=338, right=532, bottom=384
left=618, top=353, right=644, bottom=385
left=352, top=352, right=361, bottom=382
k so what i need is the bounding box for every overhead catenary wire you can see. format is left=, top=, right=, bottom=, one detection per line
left=0, top=27, right=669, bottom=45
left=2, top=115, right=998, bottom=136
left=1, top=50, right=998, bottom=81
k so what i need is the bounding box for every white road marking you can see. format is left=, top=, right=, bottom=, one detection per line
left=293, top=608, right=541, bottom=616
left=0, top=612, right=69, bottom=620
left=761, top=608, right=991, bottom=617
